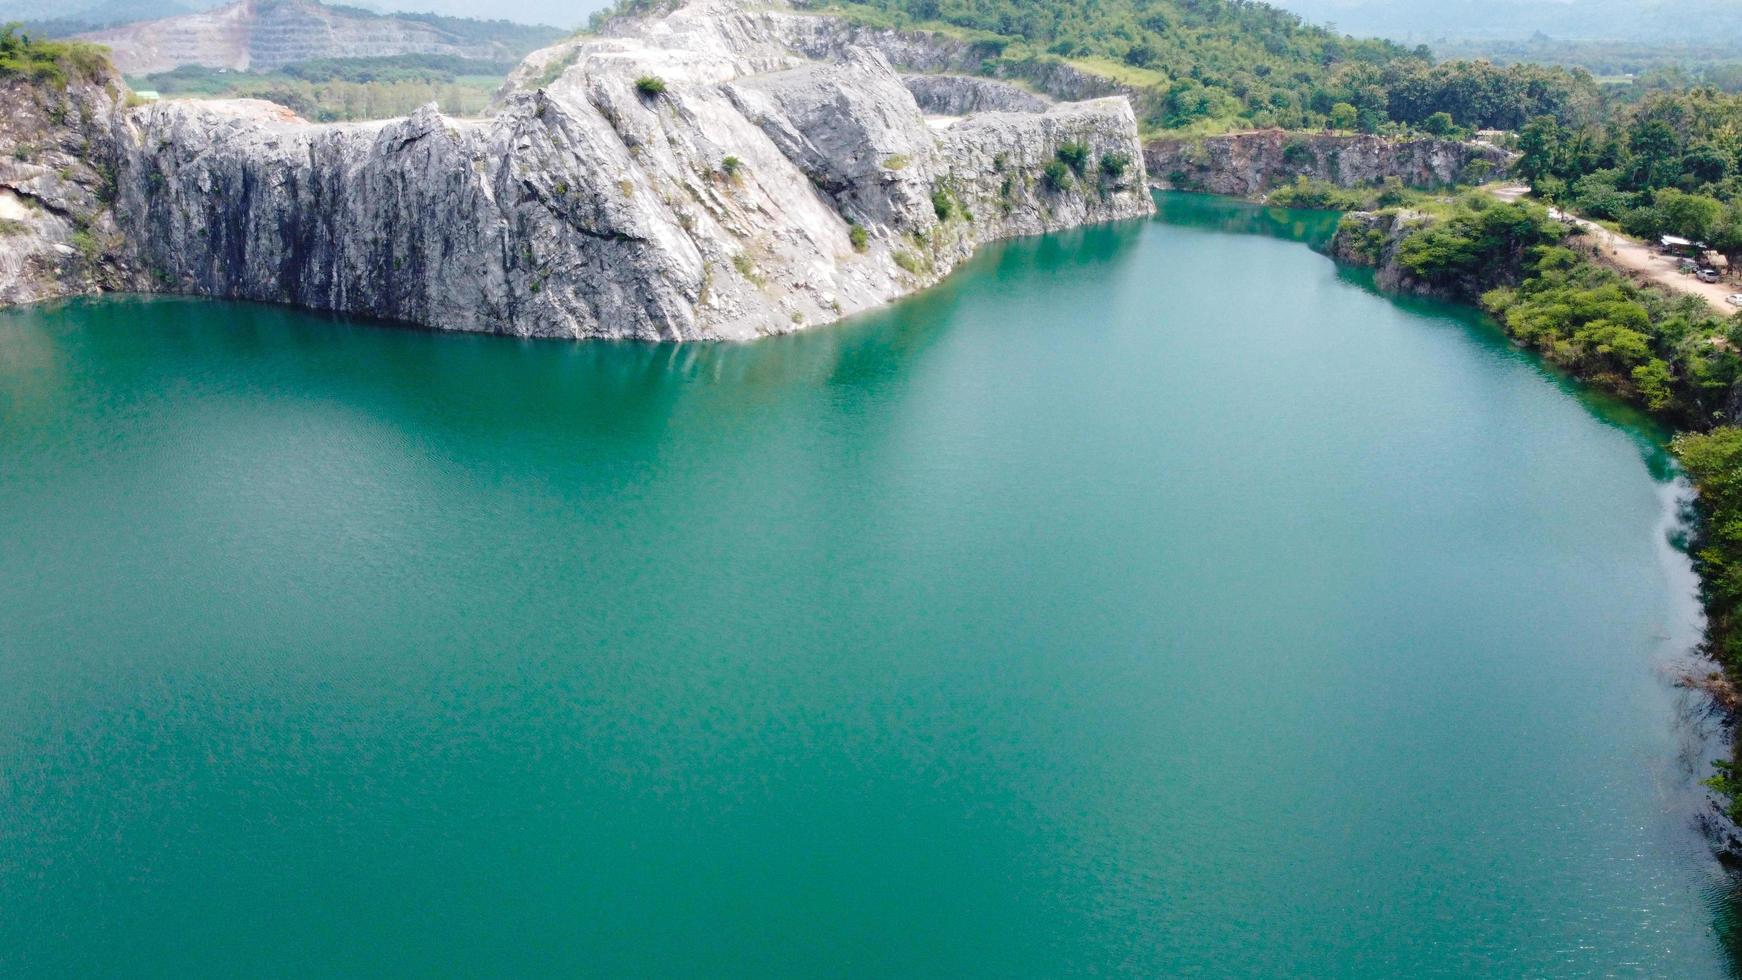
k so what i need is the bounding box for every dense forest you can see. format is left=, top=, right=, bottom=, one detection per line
left=1514, top=89, right=1742, bottom=256
left=815, top=0, right=1601, bottom=135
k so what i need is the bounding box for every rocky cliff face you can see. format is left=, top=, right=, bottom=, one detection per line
left=902, top=74, right=1050, bottom=116
left=78, top=0, right=533, bottom=76
left=769, top=6, right=1124, bottom=104
left=1328, top=209, right=1449, bottom=298
left=1146, top=129, right=1515, bottom=197
left=0, top=71, right=150, bottom=307
left=103, top=0, right=1151, bottom=341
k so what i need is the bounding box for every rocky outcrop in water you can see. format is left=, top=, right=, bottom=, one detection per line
left=77, top=0, right=554, bottom=76
left=102, top=0, right=1150, bottom=341
left=1329, top=208, right=1456, bottom=299
left=1146, top=129, right=1515, bottom=197
left=0, top=72, right=150, bottom=307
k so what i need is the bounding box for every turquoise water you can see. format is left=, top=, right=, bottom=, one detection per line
left=1, top=193, right=1736, bottom=976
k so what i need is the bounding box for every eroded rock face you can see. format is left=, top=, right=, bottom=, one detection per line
left=1146, top=129, right=1515, bottom=197
left=0, top=73, right=150, bottom=307
left=109, top=0, right=1152, bottom=341
left=902, top=75, right=1051, bottom=116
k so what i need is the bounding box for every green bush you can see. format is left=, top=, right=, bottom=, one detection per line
left=0, top=23, right=109, bottom=87
left=848, top=223, right=869, bottom=252
left=1395, top=199, right=1564, bottom=290
left=1055, top=141, right=1090, bottom=177
left=931, top=187, right=956, bottom=222
left=1042, top=159, right=1073, bottom=192
left=634, top=74, right=667, bottom=97
left=1267, top=176, right=1365, bottom=211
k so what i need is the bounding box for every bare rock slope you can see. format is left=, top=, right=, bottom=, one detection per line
left=110, top=0, right=1153, bottom=341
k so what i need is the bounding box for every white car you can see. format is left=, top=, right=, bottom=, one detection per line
left=1727, top=293, right=1742, bottom=307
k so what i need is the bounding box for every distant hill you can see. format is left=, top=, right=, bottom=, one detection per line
left=3, top=0, right=211, bottom=32
left=1266, top=0, right=1742, bottom=47
left=69, top=0, right=563, bottom=75
left=5, top=0, right=604, bottom=35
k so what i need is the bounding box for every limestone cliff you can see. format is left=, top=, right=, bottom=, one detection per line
left=1146, top=129, right=1515, bottom=197
left=0, top=70, right=150, bottom=307
left=105, top=0, right=1152, bottom=341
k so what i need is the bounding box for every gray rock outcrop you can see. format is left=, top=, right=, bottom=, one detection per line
left=0, top=73, right=150, bottom=308
left=1146, top=129, right=1515, bottom=197
left=902, top=74, right=1051, bottom=116
left=105, top=0, right=1152, bottom=341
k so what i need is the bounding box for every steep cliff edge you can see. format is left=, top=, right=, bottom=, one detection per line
left=0, top=69, right=151, bottom=307
left=104, top=0, right=1151, bottom=341
left=1326, top=209, right=1448, bottom=297
left=1147, top=130, right=1515, bottom=197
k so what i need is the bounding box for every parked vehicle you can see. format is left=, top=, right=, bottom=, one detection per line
left=1726, top=293, right=1742, bottom=307
left=1699, top=268, right=1722, bottom=283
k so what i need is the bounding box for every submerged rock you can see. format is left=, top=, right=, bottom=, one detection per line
left=95, top=0, right=1151, bottom=341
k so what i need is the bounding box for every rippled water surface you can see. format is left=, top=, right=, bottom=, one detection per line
left=2, top=194, right=1737, bottom=976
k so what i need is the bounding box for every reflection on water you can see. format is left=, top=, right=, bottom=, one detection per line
left=1153, top=190, right=1344, bottom=247
left=3, top=194, right=1740, bottom=976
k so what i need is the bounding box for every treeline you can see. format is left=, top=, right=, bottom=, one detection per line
left=1516, top=88, right=1742, bottom=254
left=1434, top=37, right=1742, bottom=85
left=0, top=23, right=107, bottom=87
left=135, top=57, right=507, bottom=121
left=813, top=0, right=1599, bottom=134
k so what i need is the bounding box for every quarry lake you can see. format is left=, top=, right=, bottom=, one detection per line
left=2, top=193, right=1739, bottom=976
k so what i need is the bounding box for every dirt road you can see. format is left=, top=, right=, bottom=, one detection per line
left=1490, top=184, right=1738, bottom=316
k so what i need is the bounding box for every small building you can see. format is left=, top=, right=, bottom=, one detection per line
left=1661, top=235, right=1701, bottom=255
left=132, top=90, right=161, bottom=102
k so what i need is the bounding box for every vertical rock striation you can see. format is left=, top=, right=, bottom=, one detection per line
left=105, top=0, right=1152, bottom=341
left=1145, top=129, right=1515, bottom=197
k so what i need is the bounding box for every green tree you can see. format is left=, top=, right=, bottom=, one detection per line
left=1517, top=115, right=1564, bottom=189
left=1421, top=111, right=1455, bottom=136
left=1653, top=188, right=1725, bottom=241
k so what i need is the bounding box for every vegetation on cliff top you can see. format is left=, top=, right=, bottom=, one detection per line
left=1356, top=195, right=1741, bottom=425
left=808, top=0, right=1599, bottom=135
left=0, top=23, right=106, bottom=86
